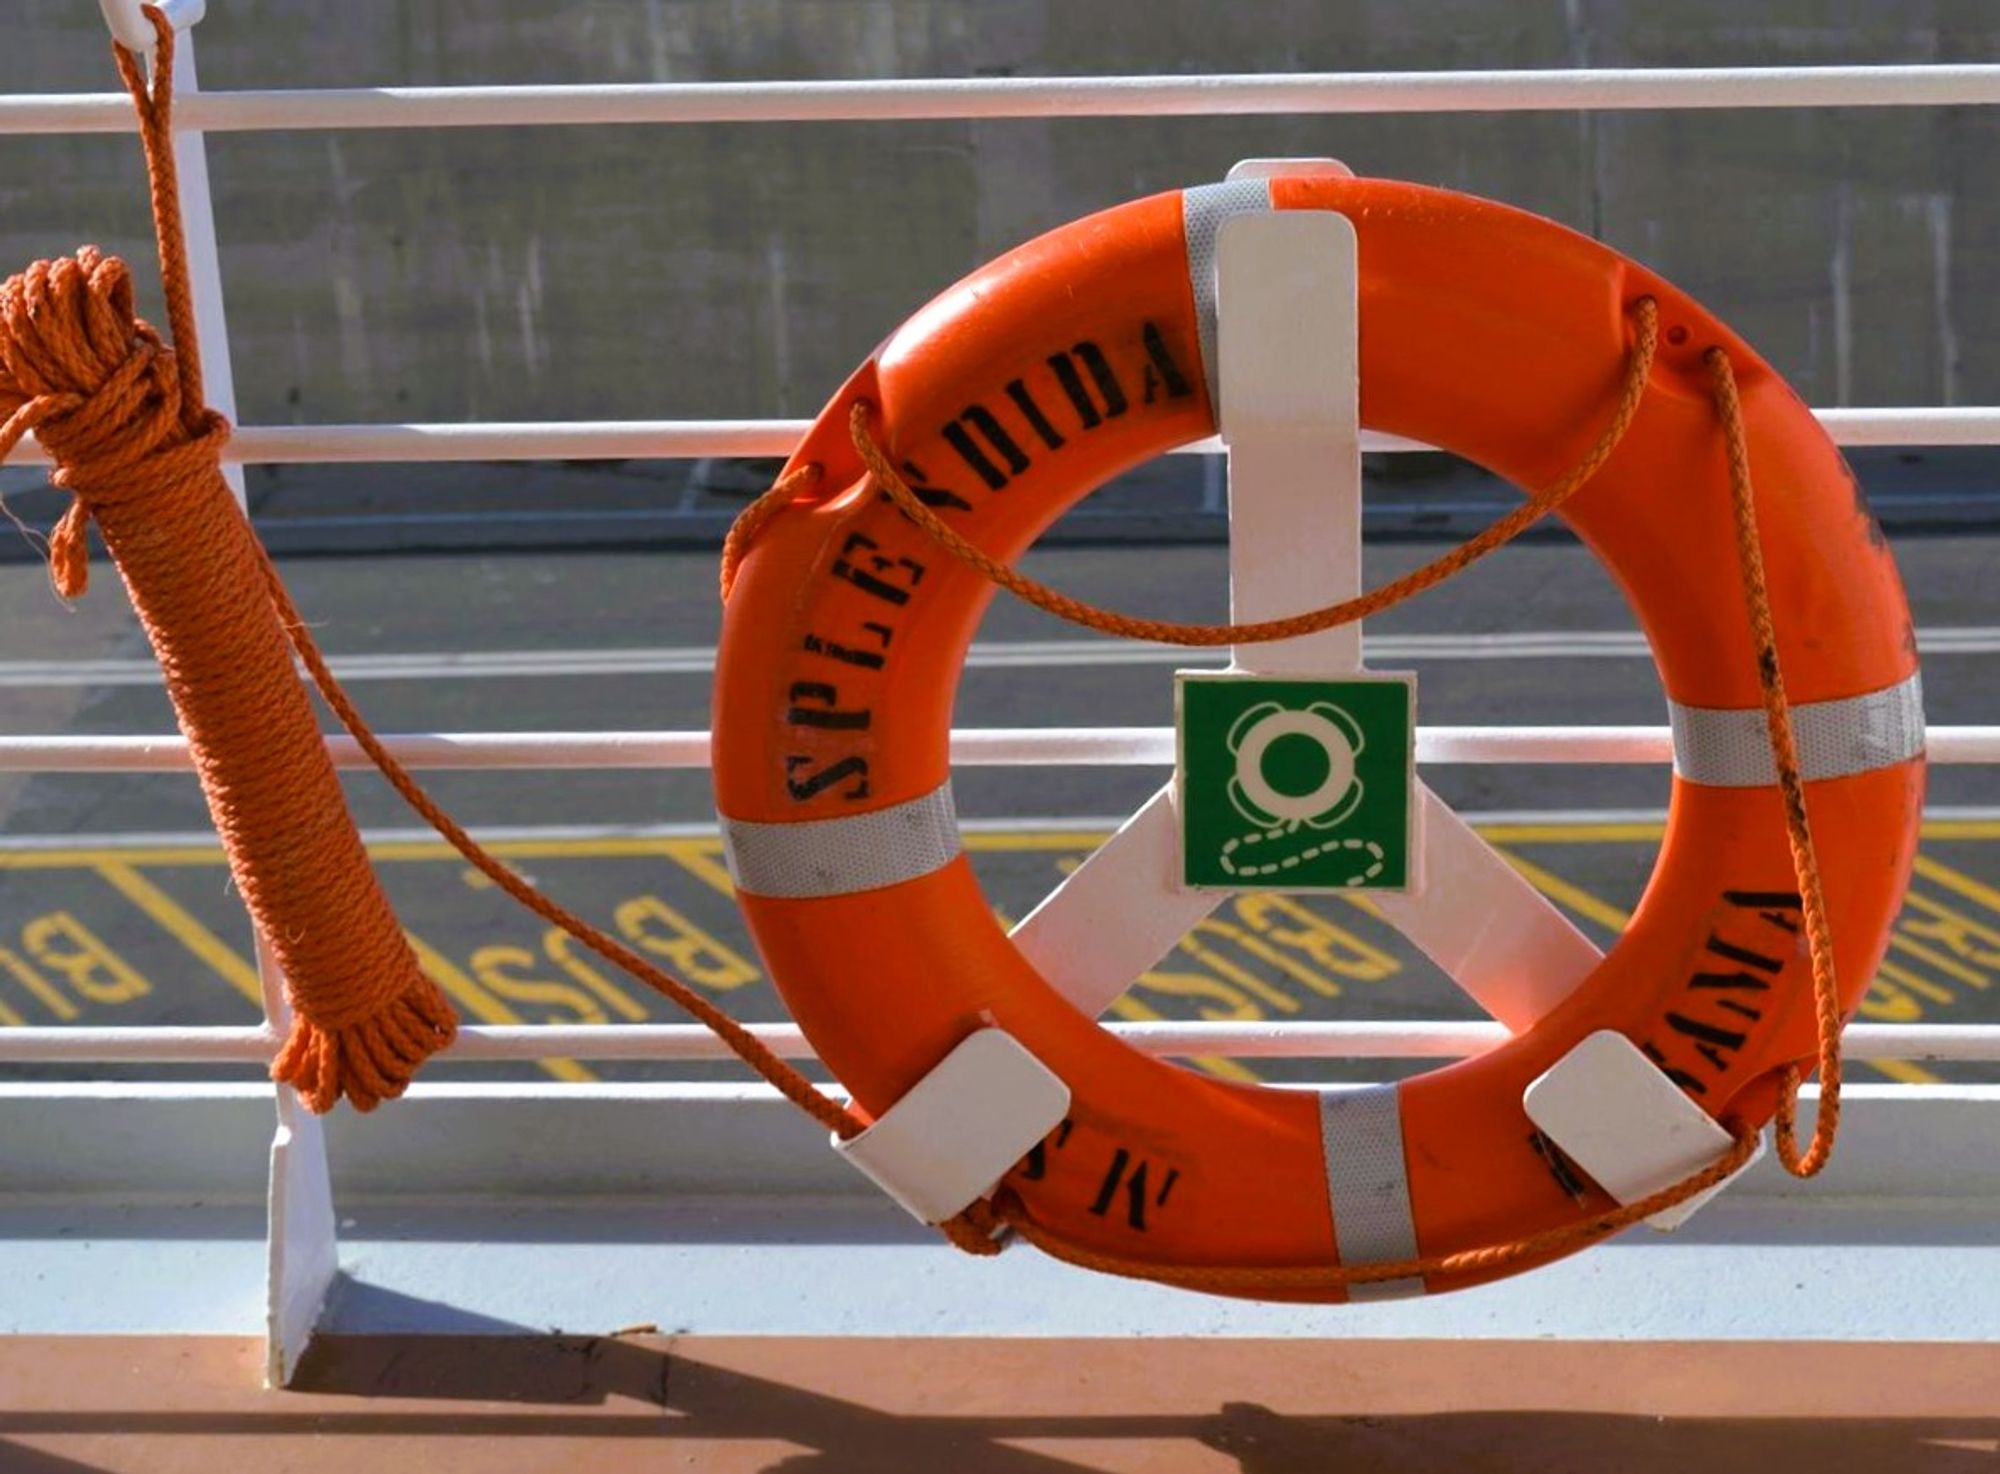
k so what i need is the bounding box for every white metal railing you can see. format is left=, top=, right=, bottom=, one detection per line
left=2, top=1019, right=1996, bottom=1064
left=5, top=66, right=2000, bottom=136
left=2, top=724, right=1999, bottom=772
left=9, top=407, right=2000, bottom=467
left=3, top=21, right=1998, bottom=1379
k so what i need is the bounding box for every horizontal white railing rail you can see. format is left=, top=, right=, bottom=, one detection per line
left=0, top=725, right=1993, bottom=771
left=2, top=1019, right=1995, bottom=1064
left=0, top=409, right=1942, bottom=468
left=4, top=66, right=2000, bottom=137
left=9, top=407, right=2000, bottom=467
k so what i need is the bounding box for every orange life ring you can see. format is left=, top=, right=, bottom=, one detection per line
left=712, top=175, right=1924, bottom=1298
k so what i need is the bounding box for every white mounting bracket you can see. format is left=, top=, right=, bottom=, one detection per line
left=1226, top=157, right=1357, bottom=182
left=1525, top=1030, right=1768, bottom=1231
left=98, top=0, right=206, bottom=52
left=1216, top=177, right=1366, bottom=677
left=832, top=1029, right=1071, bottom=1226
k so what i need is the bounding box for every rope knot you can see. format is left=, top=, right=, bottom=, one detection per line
left=0, top=247, right=231, bottom=598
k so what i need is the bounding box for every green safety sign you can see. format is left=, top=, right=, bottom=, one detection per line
left=1175, top=672, right=1416, bottom=892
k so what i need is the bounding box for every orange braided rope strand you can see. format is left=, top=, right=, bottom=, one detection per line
left=720, top=461, right=821, bottom=600
left=0, top=6, right=875, bottom=1139
left=825, top=298, right=1656, bottom=643
left=1707, top=348, right=1844, bottom=1178
left=258, top=532, right=867, bottom=1141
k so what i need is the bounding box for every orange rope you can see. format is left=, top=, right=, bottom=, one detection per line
left=1708, top=348, right=1843, bottom=1177
left=255, top=538, right=865, bottom=1140
left=720, top=461, right=821, bottom=601
left=0, top=10, right=871, bottom=1138
left=831, top=299, right=1656, bottom=646
left=0, top=16, right=455, bottom=1114
left=8, top=10, right=872, bottom=1141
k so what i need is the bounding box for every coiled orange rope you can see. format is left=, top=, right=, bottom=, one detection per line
left=0, top=6, right=868, bottom=1138
left=0, top=33, right=454, bottom=1113
left=1707, top=347, right=1843, bottom=1179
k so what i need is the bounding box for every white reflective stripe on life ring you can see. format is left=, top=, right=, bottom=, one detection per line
left=1181, top=177, right=1273, bottom=415
left=1669, top=670, right=1925, bottom=788
left=1318, top=1082, right=1425, bottom=1301
left=721, top=783, right=961, bottom=899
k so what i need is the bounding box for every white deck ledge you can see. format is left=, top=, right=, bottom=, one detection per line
left=1, top=1083, right=1994, bottom=1342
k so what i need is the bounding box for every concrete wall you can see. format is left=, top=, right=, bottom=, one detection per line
left=0, top=1, right=1994, bottom=432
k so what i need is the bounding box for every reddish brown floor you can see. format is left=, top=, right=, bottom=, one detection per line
left=0, top=1336, right=1995, bottom=1472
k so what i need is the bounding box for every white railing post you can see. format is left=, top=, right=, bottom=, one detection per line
left=152, top=20, right=339, bottom=1388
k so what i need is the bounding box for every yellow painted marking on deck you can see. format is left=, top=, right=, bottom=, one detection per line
left=1896, top=891, right=2000, bottom=949
left=401, top=932, right=595, bottom=1085
left=1199, top=915, right=1344, bottom=999
left=1104, top=991, right=1258, bottom=1085
left=957, top=830, right=1116, bottom=852
left=1497, top=852, right=1633, bottom=933
left=1887, top=932, right=1992, bottom=991
left=0, top=846, right=229, bottom=869
left=1868, top=1057, right=1944, bottom=1085
left=0, top=831, right=1218, bottom=867
left=0, top=993, right=24, bottom=1028
left=1877, top=957, right=1957, bottom=1006
left=661, top=841, right=739, bottom=898
left=1909, top=855, right=2000, bottom=927
left=93, top=860, right=263, bottom=1007
left=1919, top=822, right=2000, bottom=841
left=1173, top=932, right=1301, bottom=1015
left=0, top=947, right=78, bottom=1021
left=1416, top=820, right=2000, bottom=845
left=11, top=818, right=2000, bottom=874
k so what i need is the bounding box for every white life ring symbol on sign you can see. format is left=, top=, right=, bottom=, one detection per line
left=1226, top=702, right=1367, bottom=830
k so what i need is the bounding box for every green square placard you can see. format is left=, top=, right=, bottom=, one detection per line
left=1176, top=672, right=1416, bottom=892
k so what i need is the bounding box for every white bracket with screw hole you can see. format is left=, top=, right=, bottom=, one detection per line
left=1525, top=1029, right=1769, bottom=1231
left=832, top=1029, right=1072, bottom=1226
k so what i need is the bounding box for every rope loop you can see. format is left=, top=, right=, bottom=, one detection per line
left=0, top=245, right=227, bottom=600
left=719, top=459, right=822, bottom=600
left=722, top=297, right=1658, bottom=641
left=1706, top=345, right=1843, bottom=1179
